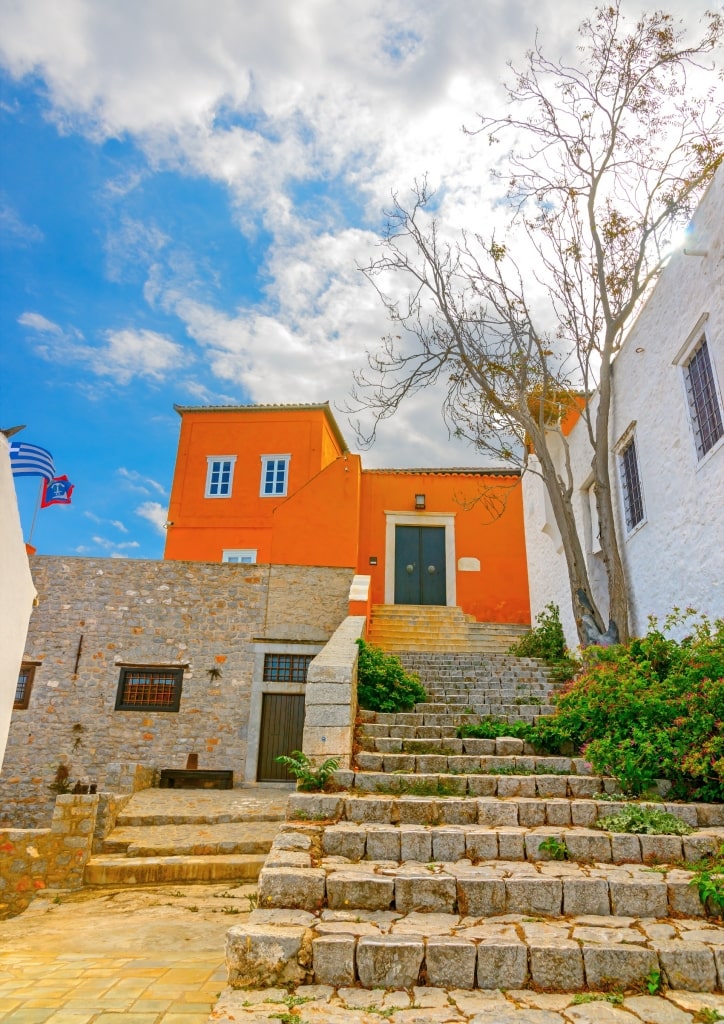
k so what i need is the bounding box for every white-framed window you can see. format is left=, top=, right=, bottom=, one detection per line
left=260, top=455, right=290, bottom=497
left=223, top=549, right=257, bottom=564
left=205, top=456, right=236, bottom=498
left=617, top=433, right=645, bottom=533
left=683, top=336, right=723, bottom=460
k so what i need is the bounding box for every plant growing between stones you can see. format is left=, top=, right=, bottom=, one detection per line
left=594, top=806, right=694, bottom=836
left=694, top=1009, right=723, bottom=1023
left=689, top=844, right=724, bottom=917
left=538, top=836, right=568, bottom=860
left=645, top=968, right=662, bottom=995
left=509, top=604, right=580, bottom=685
left=275, top=750, right=340, bottom=791
left=572, top=993, right=623, bottom=1006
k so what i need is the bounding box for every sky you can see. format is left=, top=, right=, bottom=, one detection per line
left=0, top=0, right=719, bottom=559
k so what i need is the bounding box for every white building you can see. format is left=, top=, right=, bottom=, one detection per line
left=524, top=171, right=724, bottom=647
left=0, top=433, right=37, bottom=766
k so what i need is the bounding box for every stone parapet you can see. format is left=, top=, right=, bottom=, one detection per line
left=302, top=616, right=365, bottom=768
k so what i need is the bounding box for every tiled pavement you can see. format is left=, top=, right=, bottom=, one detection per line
left=0, top=949, right=226, bottom=1024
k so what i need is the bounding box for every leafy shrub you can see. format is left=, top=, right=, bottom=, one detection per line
left=356, top=639, right=427, bottom=713
left=275, top=751, right=340, bottom=791
left=595, top=806, right=694, bottom=835
left=530, top=612, right=724, bottom=800
left=509, top=602, right=580, bottom=685
left=457, top=717, right=535, bottom=741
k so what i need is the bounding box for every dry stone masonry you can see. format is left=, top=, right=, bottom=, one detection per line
left=225, top=649, right=724, bottom=996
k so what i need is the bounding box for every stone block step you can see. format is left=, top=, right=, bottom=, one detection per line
left=363, top=728, right=553, bottom=754
left=287, top=792, right=724, bottom=829
left=102, top=820, right=281, bottom=857
left=352, top=752, right=602, bottom=776
left=84, top=852, right=266, bottom=885
left=227, top=909, right=724, bottom=991
left=339, top=770, right=619, bottom=800
left=257, top=856, right=715, bottom=919
left=289, top=820, right=724, bottom=867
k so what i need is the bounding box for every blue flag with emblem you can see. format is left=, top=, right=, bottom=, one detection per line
left=9, top=441, right=55, bottom=481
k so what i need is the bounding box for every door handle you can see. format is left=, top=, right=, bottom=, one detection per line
left=406, top=564, right=415, bottom=574
left=427, top=565, right=436, bottom=574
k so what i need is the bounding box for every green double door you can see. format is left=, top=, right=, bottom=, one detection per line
left=394, top=525, right=446, bottom=605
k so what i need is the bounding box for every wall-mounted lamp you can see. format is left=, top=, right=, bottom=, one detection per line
left=415, top=494, right=426, bottom=510
left=163, top=521, right=174, bottom=529
left=369, top=556, right=378, bottom=566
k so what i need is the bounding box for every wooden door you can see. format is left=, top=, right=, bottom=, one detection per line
left=257, top=693, right=306, bottom=782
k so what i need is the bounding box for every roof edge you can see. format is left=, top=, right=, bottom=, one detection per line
left=173, top=401, right=349, bottom=453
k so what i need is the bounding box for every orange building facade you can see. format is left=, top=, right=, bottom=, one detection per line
left=164, top=403, right=531, bottom=624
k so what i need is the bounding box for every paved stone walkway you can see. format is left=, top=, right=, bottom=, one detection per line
left=212, top=983, right=724, bottom=1024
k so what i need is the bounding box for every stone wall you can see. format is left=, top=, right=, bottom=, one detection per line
left=1, top=557, right=353, bottom=827
left=0, top=793, right=98, bottom=918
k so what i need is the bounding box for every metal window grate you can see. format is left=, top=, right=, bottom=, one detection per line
left=685, top=339, right=724, bottom=459
left=263, top=654, right=313, bottom=682
left=116, top=667, right=183, bottom=711
left=15, top=664, right=35, bottom=709
left=619, top=437, right=645, bottom=532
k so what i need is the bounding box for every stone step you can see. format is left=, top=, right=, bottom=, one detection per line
left=291, top=820, right=724, bottom=867
left=257, top=855, right=717, bottom=919
left=288, top=792, right=724, bottom=829
left=353, top=752, right=598, bottom=774
left=363, top=730, right=552, bottom=754
left=102, top=820, right=281, bottom=857
left=84, top=852, right=266, bottom=885
left=227, top=909, right=724, bottom=991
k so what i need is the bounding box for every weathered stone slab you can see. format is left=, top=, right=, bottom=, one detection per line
left=610, top=834, right=642, bottom=863
left=496, top=738, right=525, bottom=756
left=571, top=801, right=599, bottom=828
left=476, top=940, right=528, bottom=989
left=457, top=876, right=506, bottom=916
left=497, top=830, right=525, bottom=861
left=356, top=753, right=384, bottom=772
left=288, top=794, right=344, bottom=821
left=344, top=797, right=395, bottom=823
left=497, top=776, right=537, bottom=798
left=356, top=934, right=424, bottom=988
left=397, top=798, right=438, bottom=825
left=437, top=799, right=479, bottom=825
left=609, top=880, right=667, bottom=918
left=326, top=872, right=394, bottom=911
left=226, top=924, right=312, bottom=988
left=400, top=826, right=432, bottom=863
left=563, top=879, right=611, bottom=916
left=312, top=934, right=357, bottom=987
left=568, top=776, right=603, bottom=798
left=666, top=879, right=705, bottom=918
left=545, top=800, right=572, bottom=826
left=477, top=798, right=518, bottom=827
left=506, top=877, right=562, bottom=916
left=529, top=940, right=585, bottom=991
left=425, top=936, right=477, bottom=989
left=466, top=775, right=497, bottom=797
left=365, top=826, right=401, bottom=862
left=322, top=824, right=366, bottom=861
left=465, top=829, right=498, bottom=862
left=536, top=776, right=568, bottom=798
left=583, top=944, right=659, bottom=990
left=518, top=798, right=547, bottom=827
left=564, top=831, right=612, bottom=864
left=432, top=827, right=466, bottom=862
left=639, top=835, right=683, bottom=864
left=656, top=940, right=717, bottom=991
left=258, top=867, right=326, bottom=911
left=395, top=874, right=457, bottom=913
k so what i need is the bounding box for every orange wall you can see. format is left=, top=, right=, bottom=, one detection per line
left=165, top=407, right=344, bottom=563
left=357, top=471, right=530, bottom=624
left=271, top=454, right=361, bottom=567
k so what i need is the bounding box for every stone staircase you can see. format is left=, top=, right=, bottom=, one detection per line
left=84, top=787, right=290, bottom=886
left=367, top=604, right=530, bottom=654
left=225, top=655, right=724, bottom=995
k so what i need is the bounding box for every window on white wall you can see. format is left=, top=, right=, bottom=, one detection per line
left=223, top=549, right=257, bottom=564
left=205, top=456, right=236, bottom=497
left=683, top=337, right=723, bottom=459
left=618, top=435, right=645, bottom=533
left=260, top=455, right=289, bottom=496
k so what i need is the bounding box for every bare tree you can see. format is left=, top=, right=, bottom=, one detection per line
left=352, top=3, right=723, bottom=644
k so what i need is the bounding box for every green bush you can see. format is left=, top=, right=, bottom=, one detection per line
left=356, top=639, right=427, bottom=713
left=509, top=602, right=580, bottom=684
left=530, top=612, right=724, bottom=800
left=457, top=717, right=534, bottom=741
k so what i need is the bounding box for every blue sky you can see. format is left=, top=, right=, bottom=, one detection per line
left=0, top=0, right=715, bottom=559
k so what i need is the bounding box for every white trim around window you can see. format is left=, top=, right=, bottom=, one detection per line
left=205, top=455, right=237, bottom=498
left=260, top=454, right=290, bottom=497
left=223, top=549, right=257, bottom=564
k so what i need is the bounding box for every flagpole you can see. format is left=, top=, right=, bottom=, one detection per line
left=27, top=478, right=44, bottom=546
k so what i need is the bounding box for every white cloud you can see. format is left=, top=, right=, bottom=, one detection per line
left=117, top=467, right=166, bottom=495
left=1, top=201, right=44, bottom=245
left=18, top=311, right=62, bottom=333
left=135, top=500, right=168, bottom=533
left=91, top=535, right=140, bottom=551
left=83, top=510, right=129, bottom=532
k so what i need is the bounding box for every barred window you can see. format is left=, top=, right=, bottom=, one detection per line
left=684, top=338, right=723, bottom=459
left=115, top=667, right=183, bottom=711
left=619, top=437, right=645, bottom=532
left=15, top=663, right=36, bottom=709
left=263, top=654, right=313, bottom=683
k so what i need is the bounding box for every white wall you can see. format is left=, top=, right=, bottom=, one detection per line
left=0, top=434, right=36, bottom=767
left=524, top=170, right=724, bottom=646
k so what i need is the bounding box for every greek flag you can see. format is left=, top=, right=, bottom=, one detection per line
left=9, top=442, right=55, bottom=481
